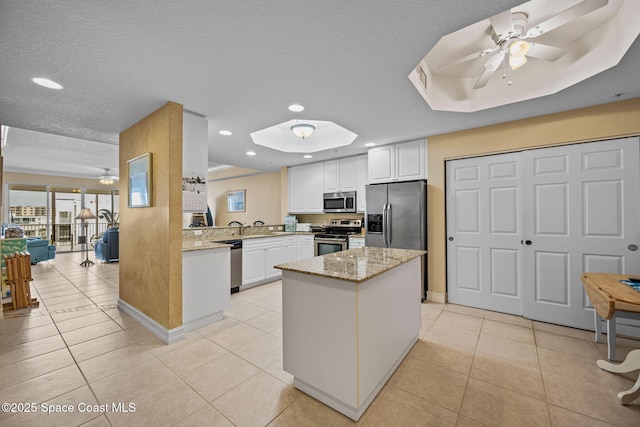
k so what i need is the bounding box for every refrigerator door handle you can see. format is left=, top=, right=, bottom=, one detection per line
left=387, top=203, right=392, bottom=246
left=382, top=203, right=389, bottom=246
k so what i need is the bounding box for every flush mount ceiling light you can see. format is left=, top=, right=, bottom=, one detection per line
left=290, top=123, right=316, bottom=139
left=288, top=104, right=305, bottom=112
left=31, top=77, right=63, bottom=90
left=246, top=151, right=256, bottom=156
left=99, top=168, right=115, bottom=185
left=251, top=119, right=357, bottom=154
left=219, top=130, right=232, bottom=136
left=409, top=0, right=640, bottom=112
left=365, top=142, right=376, bottom=147
left=303, top=155, right=313, bottom=159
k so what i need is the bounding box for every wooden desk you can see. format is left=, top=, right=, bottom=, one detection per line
left=580, top=272, right=640, bottom=404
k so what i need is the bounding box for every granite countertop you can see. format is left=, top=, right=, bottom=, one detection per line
left=182, top=240, right=232, bottom=252
left=275, top=247, right=426, bottom=283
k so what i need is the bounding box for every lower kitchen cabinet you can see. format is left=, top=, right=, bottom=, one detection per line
left=285, top=236, right=298, bottom=262
left=242, top=235, right=316, bottom=289
left=299, top=235, right=315, bottom=259
left=242, top=237, right=285, bottom=288
left=266, top=244, right=285, bottom=279
left=348, top=236, right=365, bottom=249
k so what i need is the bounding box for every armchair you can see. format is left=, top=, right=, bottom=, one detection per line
left=94, top=227, right=119, bottom=263
left=26, top=237, right=56, bottom=264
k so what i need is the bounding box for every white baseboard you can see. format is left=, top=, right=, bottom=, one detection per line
left=183, top=311, right=224, bottom=332
left=426, top=291, right=445, bottom=304
left=117, top=299, right=185, bottom=345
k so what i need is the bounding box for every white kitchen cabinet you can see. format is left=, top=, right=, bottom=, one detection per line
left=368, top=140, right=426, bottom=184
left=323, top=160, right=340, bottom=193
left=288, top=163, right=324, bottom=213
left=288, top=165, right=307, bottom=213
left=242, top=243, right=268, bottom=285
left=266, top=245, right=285, bottom=279
left=307, top=162, right=324, bottom=212
left=323, top=157, right=358, bottom=193
left=284, top=236, right=298, bottom=263
left=356, top=154, right=368, bottom=212
left=242, top=237, right=285, bottom=286
left=299, top=235, right=315, bottom=260
left=348, top=236, right=365, bottom=249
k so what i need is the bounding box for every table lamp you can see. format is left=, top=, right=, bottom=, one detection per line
left=75, top=207, right=96, bottom=266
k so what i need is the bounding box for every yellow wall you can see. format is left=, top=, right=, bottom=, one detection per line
left=119, top=102, right=183, bottom=329
left=427, top=98, right=640, bottom=299
left=208, top=167, right=283, bottom=226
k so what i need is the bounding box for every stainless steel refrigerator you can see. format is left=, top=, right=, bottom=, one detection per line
left=365, top=180, right=427, bottom=298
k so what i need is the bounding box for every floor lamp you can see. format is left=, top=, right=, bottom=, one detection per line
left=76, top=207, right=96, bottom=267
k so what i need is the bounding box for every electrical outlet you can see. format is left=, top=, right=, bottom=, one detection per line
left=269, top=226, right=274, bottom=230
left=194, top=230, right=202, bottom=235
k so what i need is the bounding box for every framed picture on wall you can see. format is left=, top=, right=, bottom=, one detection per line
left=128, top=152, right=152, bottom=208
left=227, top=190, right=245, bottom=212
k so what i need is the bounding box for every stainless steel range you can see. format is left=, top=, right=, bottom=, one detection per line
left=314, top=219, right=362, bottom=256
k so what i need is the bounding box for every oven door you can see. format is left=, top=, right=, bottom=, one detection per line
left=314, top=238, right=348, bottom=256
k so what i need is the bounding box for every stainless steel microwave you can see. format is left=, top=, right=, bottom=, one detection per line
left=323, top=191, right=356, bottom=213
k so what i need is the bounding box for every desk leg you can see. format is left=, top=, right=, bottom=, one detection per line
left=597, top=349, right=640, bottom=405
left=607, top=314, right=616, bottom=361
left=594, top=310, right=603, bottom=343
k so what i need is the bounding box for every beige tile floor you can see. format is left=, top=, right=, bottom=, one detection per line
left=1, top=252, right=639, bottom=426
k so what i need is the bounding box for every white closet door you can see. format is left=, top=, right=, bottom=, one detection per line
left=521, top=138, right=640, bottom=330
left=447, top=137, right=640, bottom=332
left=446, top=152, right=523, bottom=315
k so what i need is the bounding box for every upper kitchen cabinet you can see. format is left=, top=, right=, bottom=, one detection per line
left=323, top=157, right=358, bottom=193
left=288, top=162, right=324, bottom=213
left=356, top=155, right=368, bottom=212
left=368, top=140, right=426, bottom=184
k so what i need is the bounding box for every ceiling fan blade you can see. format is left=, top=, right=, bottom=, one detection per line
left=526, top=0, right=608, bottom=38
left=490, top=10, right=515, bottom=40
left=473, top=52, right=504, bottom=89
left=438, top=47, right=498, bottom=69
left=526, top=43, right=566, bottom=61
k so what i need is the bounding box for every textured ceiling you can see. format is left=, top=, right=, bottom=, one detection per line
left=1, top=0, right=639, bottom=179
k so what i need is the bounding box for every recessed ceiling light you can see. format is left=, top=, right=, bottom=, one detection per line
left=303, top=155, right=312, bottom=159
left=288, top=104, right=305, bottom=112
left=365, top=142, right=375, bottom=147
left=246, top=151, right=256, bottom=156
left=219, top=130, right=232, bottom=136
left=31, top=77, right=63, bottom=90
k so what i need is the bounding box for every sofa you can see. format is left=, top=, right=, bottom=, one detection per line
left=95, top=227, right=119, bottom=262
left=26, top=237, right=56, bottom=264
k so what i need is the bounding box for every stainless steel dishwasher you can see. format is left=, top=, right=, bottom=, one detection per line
left=217, top=239, right=242, bottom=293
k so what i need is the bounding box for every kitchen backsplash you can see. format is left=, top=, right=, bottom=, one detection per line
left=183, top=224, right=284, bottom=241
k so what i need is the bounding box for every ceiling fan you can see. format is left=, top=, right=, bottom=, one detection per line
left=444, top=0, right=609, bottom=89
left=99, top=168, right=118, bottom=185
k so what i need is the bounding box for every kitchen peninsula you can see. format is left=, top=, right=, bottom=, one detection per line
left=182, top=240, right=231, bottom=331
left=275, top=247, right=426, bottom=421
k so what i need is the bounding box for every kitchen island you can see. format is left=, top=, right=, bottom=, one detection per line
left=275, top=247, right=426, bottom=421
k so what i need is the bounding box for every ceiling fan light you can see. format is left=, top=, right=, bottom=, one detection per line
left=290, top=123, right=315, bottom=139
left=509, top=54, right=527, bottom=70
left=99, top=168, right=115, bottom=185
left=509, top=40, right=530, bottom=57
